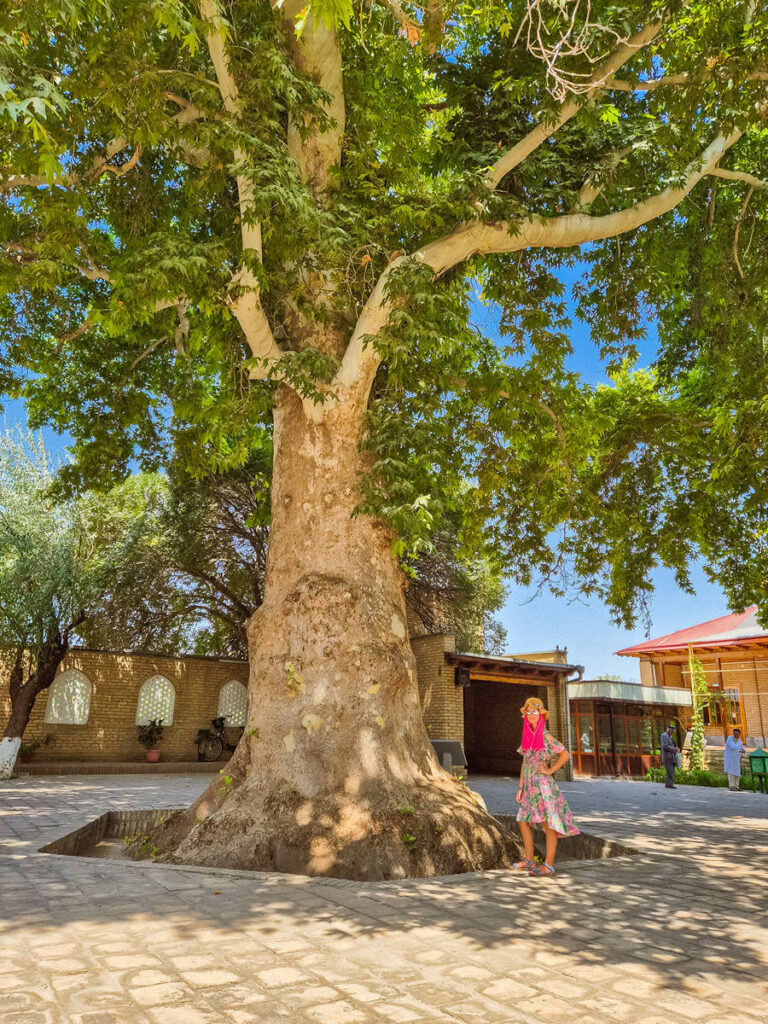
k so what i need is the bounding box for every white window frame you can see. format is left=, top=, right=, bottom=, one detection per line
left=135, top=675, right=176, bottom=727
left=217, top=679, right=248, bottom=727
left=44, top=670, right=92, bottom=725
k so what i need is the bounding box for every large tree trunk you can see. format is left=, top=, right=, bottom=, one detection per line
left=147, top=388, right=518, bottom=879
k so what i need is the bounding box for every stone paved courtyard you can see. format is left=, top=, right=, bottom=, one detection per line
left=1, top=774, right=767, bottom=1024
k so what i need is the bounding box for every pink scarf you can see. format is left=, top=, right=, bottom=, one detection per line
left=521, top=715, right=545, bottom=751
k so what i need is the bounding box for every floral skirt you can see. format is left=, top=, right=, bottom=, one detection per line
left=517, top=771, right=579, bottom=837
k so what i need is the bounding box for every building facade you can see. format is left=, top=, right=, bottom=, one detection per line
left=412, top=636, right=581, bottom=780
left=616, top=606, right=768, bottom=766
left=8, top=638, right=578, bottom=776
left=567, top=679, right=691, bottom=776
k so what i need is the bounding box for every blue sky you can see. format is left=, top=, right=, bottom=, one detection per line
left=3, top=264, right=728, bottom=682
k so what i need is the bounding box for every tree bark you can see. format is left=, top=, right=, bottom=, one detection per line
left=146, top=387, right=519, bottom=879
left=1, top=636, right=68, bottom=778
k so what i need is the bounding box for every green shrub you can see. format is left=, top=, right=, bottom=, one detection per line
left=645, top=766, right=759, bottom=790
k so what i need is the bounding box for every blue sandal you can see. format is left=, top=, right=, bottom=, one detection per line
left=529, top=862, right=556, bottom=877
left=510, top=858, right=535, bottom=871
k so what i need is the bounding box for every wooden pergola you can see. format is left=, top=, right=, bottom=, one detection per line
left=445, top=652, right=583, bottom=687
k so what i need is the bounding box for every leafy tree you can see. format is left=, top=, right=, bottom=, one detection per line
left=1, top=0, right=767, bottom=875
left=84, top=440, right=272, bottom=659
left=405, top=516, right=508, bottom=655
left=0, top=429, right=167, bottom=776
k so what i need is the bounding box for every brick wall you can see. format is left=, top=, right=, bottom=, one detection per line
left=4, top=648, right=249, bottom=763
left=411, top=634, right=463, bottom=742
left=7, top=634, right=579, bottom=775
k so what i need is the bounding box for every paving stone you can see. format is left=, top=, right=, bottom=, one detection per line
left=129, top=982, right=195, bottom=1007
left=306, top=1000, right=374, bottom=1024
left=178, top=969, right=241, bottom=987
left=257, top=967, right=312, bottom=988
left=2, top=774, right=768, bottom=1024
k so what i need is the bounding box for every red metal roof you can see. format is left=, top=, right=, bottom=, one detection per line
left=616, top=605, right=767, bottom=656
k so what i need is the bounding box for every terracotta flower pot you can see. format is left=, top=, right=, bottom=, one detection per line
left=146, top=749, right=160, bottom=763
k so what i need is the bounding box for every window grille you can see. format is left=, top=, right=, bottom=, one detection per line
left=217, top=679, right=248, bottom=727
left=135, top=675, right=175, bottom=726
left=44, top=670, right=92, bottom=725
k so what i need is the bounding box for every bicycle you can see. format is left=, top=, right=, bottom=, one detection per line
left=196, top=716, right=243, bottom=762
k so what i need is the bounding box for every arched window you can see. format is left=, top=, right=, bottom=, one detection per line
left=217, top=679, right=248, bottom=727
left=44, top=670, right=92, bottom=725
left=135, top=675, right=175, bottom=726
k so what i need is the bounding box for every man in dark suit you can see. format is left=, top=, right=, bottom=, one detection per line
left=661, top=725, right=679, bottom=789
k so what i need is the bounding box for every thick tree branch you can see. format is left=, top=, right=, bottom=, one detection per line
left=281, top=0, right=345, bottom=196
left=610, top=69, right=768, bottom=92
left=709, top=167, right=768, bottom=189
left=310, top=131, right=742, bottom=424
left=485, top=20, right=667, bottom=190
left=427, top=132, right=742, bottom=272
left=199, top=0, right=281, bottom=372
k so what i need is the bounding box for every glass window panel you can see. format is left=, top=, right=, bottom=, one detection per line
left=723, top=689, right=742, bottom=726
left=614, top=717, right=627, bottom=755
left=218, top=680, right=248, bottom=727
left=640, top=718, right=654, bottom=754
left=597, top=715, right=612, bottom=754
left=627, top=718, right=640, bottom=753
left=578, top=715, right=594, bottom=752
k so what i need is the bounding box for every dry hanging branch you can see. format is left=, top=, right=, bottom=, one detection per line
left=516, top=0, right=631, bottom=100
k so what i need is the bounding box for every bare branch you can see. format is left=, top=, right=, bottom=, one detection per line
left=174, top=303, right=190, bottom=355
left=119, top=335, right=170, bottom=387
left=54, top=319, right=93, bottom=353
left=381, top=0, right=420, bottom=36
left=572, top=145, right=636, bottom=211
left=0, top=138, right=128, bottom=192
left=162, top=91, right=211, bottom=124
left=100, top=144, right=143, bottom=177
left=733, top=186, right=755, bottom=280
left=76, top=263, right=112, bottom=282
left=0, top=91, right=215, bottom=192
left=485, top=20, right=666, bottom=190
left=518, top=0, right=632, bottom=100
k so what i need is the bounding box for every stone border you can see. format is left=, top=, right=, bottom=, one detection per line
left=38, top=809, right=639, bottom=884
left=493, top=814, right=637, bottom=860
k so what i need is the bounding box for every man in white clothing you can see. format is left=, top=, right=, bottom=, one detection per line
left=723, top=728, right=748, bottom=791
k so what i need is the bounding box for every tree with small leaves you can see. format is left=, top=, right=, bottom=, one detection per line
left=0, top=429, right=169, bottom=777
left=2, top=0, right=768, bottom=875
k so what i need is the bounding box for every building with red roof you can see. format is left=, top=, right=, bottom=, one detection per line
left=616, top=606, right=768, bottom=754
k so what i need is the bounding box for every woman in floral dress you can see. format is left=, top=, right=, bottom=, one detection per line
left=510, top=696, right=579, bottom=877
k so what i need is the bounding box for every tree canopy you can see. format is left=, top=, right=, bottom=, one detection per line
left=1, top=0, right=768, bottom=626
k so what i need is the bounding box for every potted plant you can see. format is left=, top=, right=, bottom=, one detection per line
left=137, top=719, right=164, bottom=762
